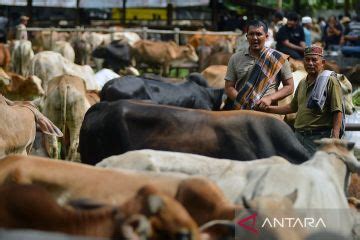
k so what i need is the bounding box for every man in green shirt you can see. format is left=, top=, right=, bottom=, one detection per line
left=261, top=45, right=343, bottom=155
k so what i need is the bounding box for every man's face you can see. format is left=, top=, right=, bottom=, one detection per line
left=246, top=26, right=268, bottom=51
left=304, top=55, right=324, bottom=75
left=286, top=19, right=297, bottom=28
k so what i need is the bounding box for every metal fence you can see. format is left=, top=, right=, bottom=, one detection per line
left=26, top=26, right=243, bottom=45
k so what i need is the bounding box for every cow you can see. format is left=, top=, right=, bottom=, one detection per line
left=52, top=41, right=75, bottom=63
left=99, top=76, right=224, bottom=111
left=94, top=68, right=120, bottom=89
left=97, top=150, right=289, bottom=203
left=41, top=75, right=91, bottom=161
left=79, top=100, right=310, bottom=165
left=10, top=40, right=34, bottom=76
left=201, top=65, right=227, bottom=88
left=238, top=138, right=359, bottom=237
left=131, top=40, right=199, bottom=76
left=0, top=71, right=44, bottom=100
left=0, top=184, right=199, bottom=240
left=72, top=38, right=91, bottom=65
left=0, top=95, right=62, bottom=159
left=27, top=51, right=99, bottom=92
left=32, top=31, right=70, bottom=52
left=92, top=40, right=131, bottom=73
left=0, top=155, right=243, bottom=226
left=0, top=43, right=10, bottom=71
left=187, top=34, right=236, bottom=52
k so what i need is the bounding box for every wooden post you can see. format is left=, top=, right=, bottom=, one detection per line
left=26, top=0, right=33, bottom=24
left=174, top=27, right=180, bottom=45
left=344, top=0, right=350, bottom=16
left=121, top=0, right=127, bottom=26
left=211, top=0, right=218, bottom=30
left=166, top=3, right=173, bottom=26
left=276, top=0, right=282, bottom=9
left=76, top=0, right=81, bottom=26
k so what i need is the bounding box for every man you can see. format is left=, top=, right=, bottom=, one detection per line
left=224, top=20, right=293, bottom=111
left=260, top=45, right=343, bottom=155
left=302, top=16, right=312, bottom=47
left=276, top=12, right=306, bottom=59
left=16, top=15, right=29, bottom=40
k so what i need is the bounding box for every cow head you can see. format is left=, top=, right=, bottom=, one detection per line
left=337, top=74, right=355, bottom=115
left=314, top=138, right=359, bottom=174
left=183, top=44, right=199, bottom=62
left=24, top=75, right=45, bottom=98
left=121, top=185, right=200, bottom=240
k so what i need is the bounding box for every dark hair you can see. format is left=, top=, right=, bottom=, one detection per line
left=287, top=12, right=299, bottom=21
left=246, top=20, right=268, bottom=33
left=274, top=11, right=284, bottom=20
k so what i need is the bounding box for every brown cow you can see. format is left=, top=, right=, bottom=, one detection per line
left=42, top=75, right=91, bottom=160
left=201, top=65, right=227, bottom=88
left=0, top=95, right=62, bottom=159
left=0, top=184, right=199, bottom=239
left=187, top=34, right=236, bottom=52
left=132, top=40, right=199, bottom=76
left=0, top=154, right=242, bottom=226
left=0, top=71, right=44, bottom=100
left=0, top=43, right=10, bottom=71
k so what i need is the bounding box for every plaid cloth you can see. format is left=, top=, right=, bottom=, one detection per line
left=234, top=48, right=288, bottom=110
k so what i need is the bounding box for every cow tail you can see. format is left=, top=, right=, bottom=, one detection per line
left=60, top=84, right=69, bottom=157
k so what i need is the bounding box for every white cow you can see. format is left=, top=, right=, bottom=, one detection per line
left=97, top=150, right=289, bottom=202
left=97, top=139, right=360, bottom=237
left=10, top=40, right=34, bottom=76
left=52, top=41, right=75, bottom=63
left=27, top=51, right=99, bottom=92
left=94, top=68, right=120, bottom=89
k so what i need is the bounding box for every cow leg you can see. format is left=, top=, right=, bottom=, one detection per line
left=175, top=178, right=243, bottom=225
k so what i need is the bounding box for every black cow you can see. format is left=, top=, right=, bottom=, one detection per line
left=92, top=40, right=131, bottom=72
left=79, top=100, right=310, bottom=165
left=100, top=75, right=224, bottom=110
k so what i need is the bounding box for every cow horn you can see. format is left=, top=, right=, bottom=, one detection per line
left=286, top=189, right=298, bottom=204
left=148, top=195, right=164, bottom=214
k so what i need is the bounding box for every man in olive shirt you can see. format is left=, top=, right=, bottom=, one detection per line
left=261, top=45, right=343, bottom=155
left=224, top=20, right=294, bottom=111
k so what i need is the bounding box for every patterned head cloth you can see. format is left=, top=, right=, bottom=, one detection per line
left=304, top=45, right=324, bottom=56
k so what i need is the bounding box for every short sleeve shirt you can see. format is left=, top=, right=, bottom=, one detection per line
left=276, top=25, right=305, bottom=48
left=225, top=48, right=293, bottom=96
left=290, top=75, right=343, bottom=130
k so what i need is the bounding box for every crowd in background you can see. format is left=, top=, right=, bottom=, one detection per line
left=269, top=11, right=360, bottom=58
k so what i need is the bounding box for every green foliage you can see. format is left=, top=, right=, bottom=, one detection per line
left=353, top=91, right=360, bottom=107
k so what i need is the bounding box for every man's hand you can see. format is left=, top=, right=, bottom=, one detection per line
left=256, top=95, right=272, bottom=110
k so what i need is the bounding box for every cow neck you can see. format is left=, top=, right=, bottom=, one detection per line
left=307, top=151, right=349, bottom=193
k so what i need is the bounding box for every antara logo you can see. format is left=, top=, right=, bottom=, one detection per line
left=236, top=213, right=327, bottom=234
left=236, top=213, right=258, bottom=234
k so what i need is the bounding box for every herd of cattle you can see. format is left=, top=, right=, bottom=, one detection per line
left=0, top=29, right=360, bottom=240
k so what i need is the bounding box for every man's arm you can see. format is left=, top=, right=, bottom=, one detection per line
left=257, top=77, right=294, bottom=109
left=331, top=111, right=342, bottom=138
left=281, top=39, right=305, bottom=52
left=261, top=103, right=295, bottom=115
left=224, top=80, right=238, bottom=101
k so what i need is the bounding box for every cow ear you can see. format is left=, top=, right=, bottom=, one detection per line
left=242, top=196, right=255, bottom=209
left=168, top=47, right=177, bottom=59
left=347, top=142, right=355, bottom=151
left=148, top=195, right=164, bottom=214
left=286, top=189, right=298, bottom=204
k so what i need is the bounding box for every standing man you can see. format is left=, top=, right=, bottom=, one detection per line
left=223, top=20, right=294, bottom=111
left=16, top=15, right=29, bottom=40
left=260, top=45, right=344, bottom=155
left=302, top=16, right=313, bottom=47
left=276, top=12, right=306, bottom=59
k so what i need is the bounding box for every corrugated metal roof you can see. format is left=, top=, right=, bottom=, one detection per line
left=0, top=0, right=209, bottom=8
